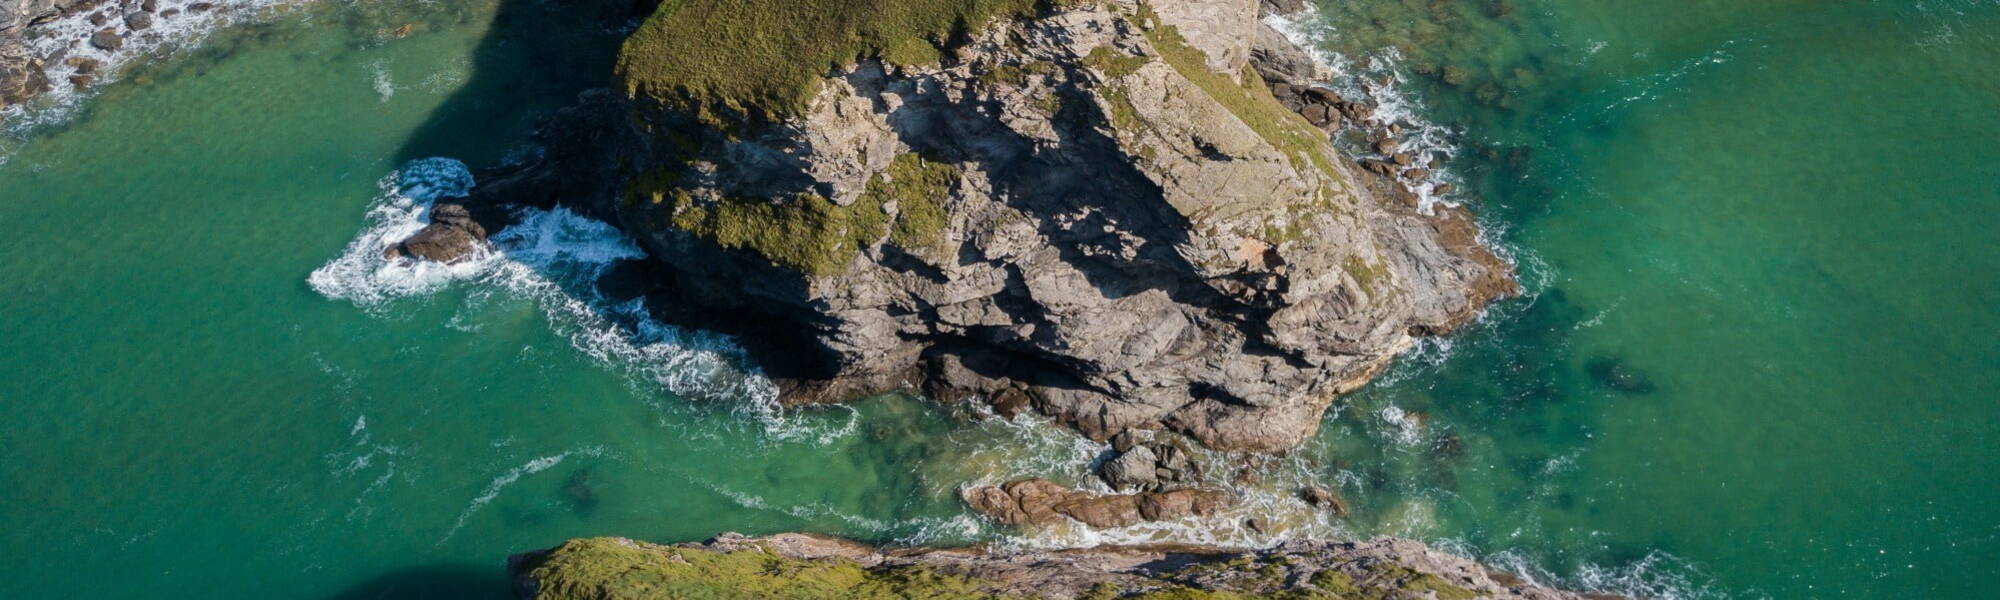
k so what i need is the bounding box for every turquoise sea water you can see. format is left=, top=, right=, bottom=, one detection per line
left=0, top=0, right=1994, bottom=598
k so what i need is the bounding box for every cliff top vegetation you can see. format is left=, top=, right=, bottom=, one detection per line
left=616, top=0, right=1084, bottom=128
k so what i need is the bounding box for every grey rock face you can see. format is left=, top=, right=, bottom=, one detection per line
left=1100, top=445, right=1159, bottom=491
left=594, top=0, right=1515, bottom=452
left=400, top=0, right=1516, bottom=453
left=1098, top=432, right=1201, bottom=491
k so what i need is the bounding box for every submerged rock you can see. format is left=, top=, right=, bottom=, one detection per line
left=508, top=533, right=1605, bottom=599
left=1302, top=485, right=1350, bottom=517
left=1587, top=356, right=1658, bottom=395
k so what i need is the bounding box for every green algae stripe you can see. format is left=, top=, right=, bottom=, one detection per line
left=616, top=0, right=1046, bottom=127
left=525, top=538, right=1017, bottom=600
left=650, top=154, right=961, bottom=277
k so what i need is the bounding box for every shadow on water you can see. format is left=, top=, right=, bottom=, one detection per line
left=389, top=0, right=647, bottom=166
left=323, top=564, right=509, bottom=600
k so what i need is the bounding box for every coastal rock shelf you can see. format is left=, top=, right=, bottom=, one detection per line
left=508, top=534, right=1599, bottom=599
left=407, top=0, right=1515, bottom=453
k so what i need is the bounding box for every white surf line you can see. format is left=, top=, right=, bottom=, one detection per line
left=1264, top=5, right=1465, bottom=215
left=4, top=0, right=309, bottom=132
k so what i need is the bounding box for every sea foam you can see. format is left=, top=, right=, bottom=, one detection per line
left=1265, top=6, right=1465, bottom=215
left=2, top=0, right=305, bottom=135
left=310, top=158, right=827, bottom=441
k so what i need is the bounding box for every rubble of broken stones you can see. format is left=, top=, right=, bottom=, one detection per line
left=963, top=430, right=1355, bottom=535
left=2, top=0, right=234, bottom=121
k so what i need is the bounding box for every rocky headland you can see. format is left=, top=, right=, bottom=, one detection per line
left=375, top=0, right=1548, bottom=594
left=401, top=0, right=1515, bottom=454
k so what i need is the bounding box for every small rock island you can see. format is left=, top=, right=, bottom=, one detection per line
left=385, top=0, right=1557, bottom=596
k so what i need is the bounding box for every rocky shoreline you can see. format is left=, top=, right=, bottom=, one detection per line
left=508, top=533, right=1611, bottom=599
left=2, top=0, right=272, bottom=124
left=7, top=0, right=1613, bottom=595
left=394, top=0, right=1516, bottom=454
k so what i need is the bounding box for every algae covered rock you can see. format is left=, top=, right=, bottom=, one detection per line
left=508, top=533, right=1607, bottom=599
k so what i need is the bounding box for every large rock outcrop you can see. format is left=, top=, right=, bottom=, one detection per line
left=507, top=533, right=1607, bottom=599
left=414, top=0, right=1516, bottom=453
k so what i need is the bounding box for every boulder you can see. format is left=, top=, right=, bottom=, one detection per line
left=89, top=29, right=123, bottom=51
left=1110, top=429, right=1151, bottom=453
left=1303, top=86, right=1342, bottom=105
left=1097, top=434, right=1201, bottom=491
left=1296, top=102, right=1334, bottom=128
left=1099, top=445, right=1158, bottom=491
left=382, top=203, right=506, bottom=263
left=124, top=10, right=152, bottom=30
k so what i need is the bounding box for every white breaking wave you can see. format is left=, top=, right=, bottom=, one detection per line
left=1265, top=6, right=1465, bottom=215
left=310, top=157, right=838, bottom=442
left=2, top=0, right=306, bottom=134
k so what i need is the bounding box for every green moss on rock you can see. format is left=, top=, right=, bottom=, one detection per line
left=617, top=0, right=1048, bottom=128
left=985, top=60, right=1058, bottom=88
left=667, top=189, right=889, bottom=277
left=1342, top=255, right=1391, bottom=296
left=524, top=538, right=1015, bottom=600
left=1361, top=563, right=1478, bottom=600
left=1085, top=45, right=1149, bottom=79
left=1309, top=569, right=1359, bottom=596
left=1137, top=22, right=1340, bottom=182
left=649, top=153, right=958, bottom=276
left=875, top=154, right=964, bottom=250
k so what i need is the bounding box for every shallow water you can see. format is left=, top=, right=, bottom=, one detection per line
left=0, top=0, right=1995, bottom=598
left=1281, top=0, right=2000, bottom=596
